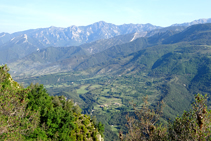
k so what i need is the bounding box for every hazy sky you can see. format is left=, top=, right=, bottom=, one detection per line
left=0, top=0, right=210, bottom=33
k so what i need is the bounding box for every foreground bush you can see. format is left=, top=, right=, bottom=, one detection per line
left=0, top=65, right=102, bottom=140
left=0, top=65, right=39, bottom=140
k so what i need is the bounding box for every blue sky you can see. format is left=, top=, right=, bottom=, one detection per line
left=0, top=0, right=210, bottom=33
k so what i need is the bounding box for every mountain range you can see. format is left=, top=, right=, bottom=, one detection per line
left=0, top=22, right=161, bottom=63
left=0, top=21, right=161, bottom=47
left=1, top=18, right=211, bottom=64
left=8, top=26, right=186, bottom=77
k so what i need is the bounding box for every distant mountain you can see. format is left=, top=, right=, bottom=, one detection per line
left=0, top=19, right=210, bottom=63
left=1, top=25, right=185, bottom=64
left=0, top=32, right=14, bottom=46
left=0, top=21, right=161, bottom=47
left=171, top=18, right=211, bottom=27
left=11, top=23, right=211, bottom=77
left=163, top=23, right=211, bottom=44
left=1, top=18, right=210, bottom=48
left=0, top=34, right=45, bottom=63
left=79, top=32, right=148, bottom=54
left=2, top=18, right=211, bottom=66
left=0, top=22, right=162, bottom=63
left=8, top=28, right=180, bottom=77
left=80, top=26, right=186, bottom=54
left=8, top=46, right=89, bottom=77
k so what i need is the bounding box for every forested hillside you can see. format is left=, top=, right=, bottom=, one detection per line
left=0, top=65, right=104, bottom=141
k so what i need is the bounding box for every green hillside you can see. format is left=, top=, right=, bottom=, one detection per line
left=8, top=46, right=90, bottom=77
left=0, top=65, right=104, bottom=141
left=163, top=23, right=211, bottom=45
left=0, top=35, right=46, bottom=63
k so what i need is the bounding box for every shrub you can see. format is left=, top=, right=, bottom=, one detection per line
left=77, top=134, right=83, bottom=141
left=87, top=132, right=91, bottom=138
left=82, top=119, right=90, bottom=126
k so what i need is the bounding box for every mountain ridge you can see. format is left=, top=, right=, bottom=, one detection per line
left=0, top=21, right=161, bottom=47
left=171, top=18, right=211, bottom=27
left=1, top=18, right=210, bottom=64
